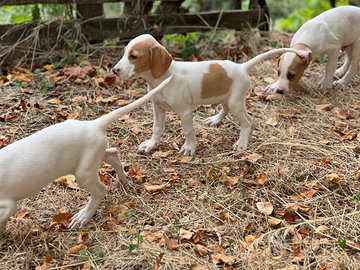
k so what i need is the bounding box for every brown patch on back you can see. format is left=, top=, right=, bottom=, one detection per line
left=201, top=63, right=233, bottom=99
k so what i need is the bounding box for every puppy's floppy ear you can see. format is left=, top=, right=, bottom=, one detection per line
left=149, top=43, right=173, bottom=79
left=276, top=54, right=284, bottom=68
left=296, top=50, right=313, bottom=65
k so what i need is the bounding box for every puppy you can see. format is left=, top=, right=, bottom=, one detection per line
left=112, top=34, right=298, bottom=155
left=0, top=77, right=171, bottom=234
left=265, top=6, right=360, bottom=95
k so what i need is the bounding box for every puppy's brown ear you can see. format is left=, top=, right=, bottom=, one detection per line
left=296, top=50, right=313, bottom=65
left=149, top=44, right=173, bottom=79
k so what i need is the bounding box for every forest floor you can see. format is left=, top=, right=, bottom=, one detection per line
left=1, top=29, right=360, bottom=270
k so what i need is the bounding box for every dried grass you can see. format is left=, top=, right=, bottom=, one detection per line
left=1, top=30, right=360, bottom=269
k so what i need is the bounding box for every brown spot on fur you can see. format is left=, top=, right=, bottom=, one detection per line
left=128, top=38, right=157, bottom=75
left=286, top=54, right=310, bottom=90
left=285, top=44, right=312, bottom=90
left=128, top=38, right=172, bottom=78
left=201, top=63, right=233, bottom=99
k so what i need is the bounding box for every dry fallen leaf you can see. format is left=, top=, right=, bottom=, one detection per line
left=283, top=211, right=295, bottom=224
left=196, top=244, right=209, bottom=257
left=316, top=157, right=332, bottom=164
left=220, top=173, right=238, bottom=188
left=326, top=173, right=341, bottom=184
left=163, top=233, right=178, bottom=252
left=152, top=149, right=173, bottom=158
left=256, top=173, right=269, bottom=184
left=127, top=168, right=148, bottom=183
left=266, top=117, right=278, bottom=126
left=154, top=253, right=164, bottom=270
left=356, top=169, right=360, bottom=181
left=268, top=218, right=281, bottom=227
left=78, top=231, right=89, bottom=244
left=210, top=244, right=235, bottom=265
left=206, top=169, right=215, bottom=180
left=16, top=210, right=28, bottom=219
left=144, top=182, right=169, bottom=192
left=315, top=104, right=331, bottom=111
left=220, top=212, right=236, bottom=223
left=179, top=228, right=193, bottom=240
left=315, top=225, right=330, bottom=238
left=256, top=202, right=273, bottom=215
left=189, top=263, right=210, bottom=270
left=246, top=153, right=262, bottom=162
left=63, top=65, right=93, bottom=79
left=245, top=235, right=256, bottom=243
left=300, top=189, right=317, bottom=199
left=66, top=244, right=88, bottom=255
left=292, top=247, right=306, bottom=260
left=50, top=213, right=74, bottom=228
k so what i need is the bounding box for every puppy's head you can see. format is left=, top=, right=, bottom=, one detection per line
left=276, top=49, right=312, bottom=95
left=113, top=34, right=173, bottom=81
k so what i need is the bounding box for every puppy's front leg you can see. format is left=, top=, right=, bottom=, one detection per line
left=265, top=80, right=280, bottom=95
left=177, top=108, right=197, bottom=156
left=0, top=199, right=17, bottom=235
left=138, top=102, right=166, bottom=153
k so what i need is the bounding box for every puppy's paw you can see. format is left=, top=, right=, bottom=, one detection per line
left=264, top=82, right=278, bottom=95
left=204, top=115, right=222, bottom=126
left=69, top=208, right=93, bottom=229
left=138, top=139, right=158, bottom=153
left=333, top=79, right=347, bottom=87
left=317, top=78, right=333, bottom=90
left=233, top=141, right=247, bottom=151
left=179, top=142, right=196, bottom=156
left=334, top=69, right=345, bottom=78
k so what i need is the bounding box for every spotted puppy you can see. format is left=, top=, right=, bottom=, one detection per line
left=113, top=34, right=298, bottom=155
left=0, top=77, right=171, bottom=235
left=266, top=6, right=360, bottom=95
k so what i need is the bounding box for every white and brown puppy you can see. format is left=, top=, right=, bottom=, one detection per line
left=266, top=6, right=360, bottom=95
left=113, top=34, right=298, bottom=155
left=0, top=77, right=171, bottom=235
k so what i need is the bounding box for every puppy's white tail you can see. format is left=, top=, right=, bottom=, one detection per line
left=95, top=75, right=172, bottom=130
left=241, top=48, right=298, bottom=72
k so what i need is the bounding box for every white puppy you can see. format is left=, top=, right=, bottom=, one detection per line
left=113, top=34, right=298, bottom=155
left=266, top=6, right=360, bottom=95
left=0, top=77, right=171, bottom=234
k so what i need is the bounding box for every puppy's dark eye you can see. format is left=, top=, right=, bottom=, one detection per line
left=288, top=73, right=295, bottom=80
left=129, top=54, right=137, bottom=60
left=277, top=70, right=280, bottom=76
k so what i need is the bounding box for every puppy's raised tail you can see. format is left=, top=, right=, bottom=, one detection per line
left=241, top=48, right=298, bottom=73
left=95, top=75, right=172, bottom=130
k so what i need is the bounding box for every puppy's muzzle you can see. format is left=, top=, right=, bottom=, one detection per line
left=112, top=67, right=121, bottom=76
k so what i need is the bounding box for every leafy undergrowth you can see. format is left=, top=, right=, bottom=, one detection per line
left=1, top=30, right=360, bottom=270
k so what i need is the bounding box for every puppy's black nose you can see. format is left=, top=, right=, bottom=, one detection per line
left=277, top=89, right=284, bottom=95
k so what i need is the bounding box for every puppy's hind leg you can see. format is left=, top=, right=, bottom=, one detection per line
left=0, top=198, right=17, bottom=235
left=204, top=103, right=229, bottom=126
left=335, top=37, right=360, bottom=86
left=103, top=148, right=128, bottom=187
left=228, top=98, right=253, bottom=150
left=335, top=47, right=352, bottom=78
left=69, top=172, right=108, bottom=229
